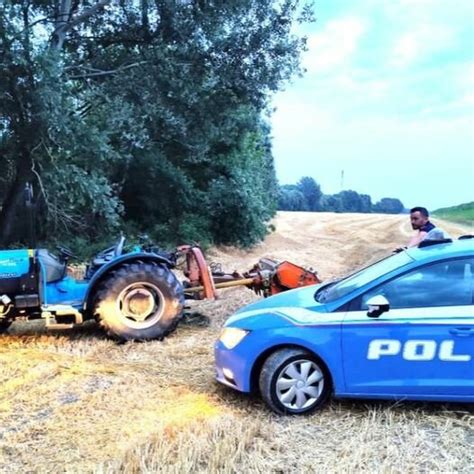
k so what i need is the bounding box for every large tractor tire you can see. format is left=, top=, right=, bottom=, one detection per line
left=93, top=262, right=185, bottom=341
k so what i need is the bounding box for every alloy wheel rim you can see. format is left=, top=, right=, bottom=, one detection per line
left=275, top=359, right=324, bottom=410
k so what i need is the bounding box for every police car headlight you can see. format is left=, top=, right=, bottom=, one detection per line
left=219, top=327, right=249, bottom=349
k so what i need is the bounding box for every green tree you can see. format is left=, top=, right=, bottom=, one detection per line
left=321, top=194, right=342, bottom=212
left=0, top=0, right=121, bottom=245
left=278, top=185, right=306, bottom=211
left=373, top=198, right=404, bottom=214
left=207, top=126, right=278, bottom=246
left=360, top=194, right=372, bottom=213
left=334, top=190, right=363, bottom=212
left=0, top=0, right=313, bottom=247
left=297, top=176, right=322, bottom=211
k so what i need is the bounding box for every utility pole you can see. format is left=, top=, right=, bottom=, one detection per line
left=340, top=170, right=344, bottom=191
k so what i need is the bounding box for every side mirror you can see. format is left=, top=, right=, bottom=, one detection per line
left=366, top=295, right=390, bottom=318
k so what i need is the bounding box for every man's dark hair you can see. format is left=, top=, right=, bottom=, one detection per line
left=410, top=206, right=429, bottom=217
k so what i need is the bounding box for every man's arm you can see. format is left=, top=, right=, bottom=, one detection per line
left=407, top=231, right=427, bottom=248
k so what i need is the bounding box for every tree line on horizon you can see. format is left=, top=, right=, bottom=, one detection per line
left=278, top=177, right=405, bottom=214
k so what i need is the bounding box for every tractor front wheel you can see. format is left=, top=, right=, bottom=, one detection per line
left=93, top=263, right=184, bottom=341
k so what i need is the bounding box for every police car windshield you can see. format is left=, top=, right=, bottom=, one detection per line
left=316, top=251, right=413, bottom=303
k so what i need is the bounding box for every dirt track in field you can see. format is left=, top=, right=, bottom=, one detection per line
left=208, top=211, right=472, bottom=279
left=0, top=212, right=472, bottom=473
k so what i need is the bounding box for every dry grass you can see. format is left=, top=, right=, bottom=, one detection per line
left=0, top=213, right=473, bottom=473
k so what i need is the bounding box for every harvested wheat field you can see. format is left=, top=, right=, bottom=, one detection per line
left=0, top=212, right=473, bottom=473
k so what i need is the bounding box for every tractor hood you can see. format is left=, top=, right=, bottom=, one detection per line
left=0, top=250, right=31, bottom=278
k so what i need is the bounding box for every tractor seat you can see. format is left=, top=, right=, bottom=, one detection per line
left=37, top=250, right=67, bottom=283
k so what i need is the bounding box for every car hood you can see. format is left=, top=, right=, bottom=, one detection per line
left=235, top=283, right=324, bottom=314
left=225, top=283, right=336, bottom=330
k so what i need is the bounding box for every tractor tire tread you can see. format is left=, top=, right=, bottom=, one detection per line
left=93, top=262, right=184, bottom=341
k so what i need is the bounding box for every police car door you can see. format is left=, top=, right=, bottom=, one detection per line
left=341, top=257, right=474, bottom=398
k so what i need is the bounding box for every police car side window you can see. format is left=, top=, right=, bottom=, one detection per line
left=360, top=258, right=473, bottom=309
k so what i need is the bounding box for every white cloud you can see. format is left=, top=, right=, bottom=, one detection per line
left=462, top=63, right=474, bottom=88
left=272, top=102, right=474, bottom=208
left=392, top=34, right=419, bottom=67
left=303, top=18, right=367, bottom=74
left=396, top=0, right=441, bottom=5
left=462, top=93, right=474, bottom=107
left=332, top=74, right=391, bottom=99
left=271, top=0, right=474, bottom=209
left=384, top=0, right=473, bottom=23
left=391, top=24, right=456, bottom=68
left=272, top=92, right=335, bottom=136
left=420, top=93, right=474, bottom=117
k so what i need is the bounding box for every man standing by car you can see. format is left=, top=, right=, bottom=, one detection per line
left=407, top=206, right=436, bottom=247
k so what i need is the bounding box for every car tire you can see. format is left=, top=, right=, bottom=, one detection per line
left=93, top=262, right=184, bottom=341
left=259, top=348, right=331, bottom=415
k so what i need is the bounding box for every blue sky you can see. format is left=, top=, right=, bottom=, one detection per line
left=271, top=0, right=474, bottom=211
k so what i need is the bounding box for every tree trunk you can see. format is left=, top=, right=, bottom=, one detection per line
left=51, top=0, right=112, bottom=50
left=0, top=154, right=32, bottom=246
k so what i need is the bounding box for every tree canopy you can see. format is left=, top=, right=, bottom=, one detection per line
left=0, top=0, right=313, bottom=249
left=278, top=177, right=404, bottom=214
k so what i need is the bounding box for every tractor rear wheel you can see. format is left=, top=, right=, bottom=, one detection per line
left=93, top=263, right=184, bottom=341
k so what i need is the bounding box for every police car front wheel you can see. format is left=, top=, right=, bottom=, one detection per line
left=259, top=348, right=331, bottom=415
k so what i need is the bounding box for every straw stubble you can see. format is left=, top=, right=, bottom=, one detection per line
left=0, top=212, right=472, bottom=473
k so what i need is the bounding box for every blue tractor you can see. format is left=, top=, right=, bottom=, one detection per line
left=0, top=236, right=185, bottom=341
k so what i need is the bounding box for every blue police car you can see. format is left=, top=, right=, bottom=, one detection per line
left=215, top=238, right=474, bottom=414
